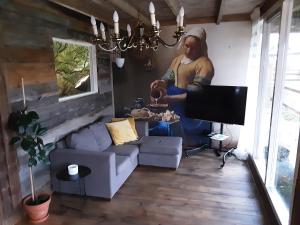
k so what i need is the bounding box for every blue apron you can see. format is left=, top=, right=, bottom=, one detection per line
left=149, top=85, right=210, bottom=146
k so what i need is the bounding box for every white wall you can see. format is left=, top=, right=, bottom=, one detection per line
left=156, top=21, right=252, bottom=86
left=155, top=21, right=252, bottom=147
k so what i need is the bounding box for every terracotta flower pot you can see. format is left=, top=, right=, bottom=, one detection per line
left=22, top=193, right=51, bottom=223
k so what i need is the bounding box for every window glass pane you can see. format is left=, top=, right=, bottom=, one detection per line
left=53, top=40, right=91, bottom=98
left=274, top=5, right=300, bottom=210
left=255, top=14, right=281, bottom=180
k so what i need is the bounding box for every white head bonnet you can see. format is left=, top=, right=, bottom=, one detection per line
left=177, top=27, right=207, bottom=50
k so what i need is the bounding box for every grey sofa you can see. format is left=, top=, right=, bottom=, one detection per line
left=50, top=120, right=182, bottom=199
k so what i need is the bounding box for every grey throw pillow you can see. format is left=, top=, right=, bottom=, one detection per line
left=89, top=122, right=112, bottom=151
left=68, top=128, right=100, bottom=152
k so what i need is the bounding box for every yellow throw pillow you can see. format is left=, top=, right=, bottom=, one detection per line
left=111, top=117, right=138, bottom=137
left=106, top=120, right=138, bottom=145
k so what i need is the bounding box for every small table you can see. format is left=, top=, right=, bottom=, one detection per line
left=56, top=165, right=91, bottom=196
left=149, top=120, right=180, bottom=136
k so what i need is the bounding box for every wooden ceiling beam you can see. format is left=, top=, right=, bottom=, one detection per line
left=49, top=0, right=110, bottom=24
left=49, top=0, right=120, bottom=27
left=260, top=0, right=283, bottom=17
left=164, top=0, right=182, bottom=17
left=160, top=13, right=250, bottom=26
left=216, top=0, right=225, bottom=24
left=222, top=13, right=251, bottom=22
left=161, top=17, right=215, bottom=26
left=101, top=0, right=151, bottom=26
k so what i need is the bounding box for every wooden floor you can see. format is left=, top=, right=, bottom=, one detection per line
left=18, top=151, right=270, bottom=225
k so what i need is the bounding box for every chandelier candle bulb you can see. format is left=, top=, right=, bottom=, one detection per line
left=156, top=20, right=160, bottom=29
left=21, top=77, right=26, bottom=108
left=90, top=16, right=98, bottom=36
left=127, top=24, right=131, bottom=37
left=176, top=14, right=180, bottom=27
left=100, top=22, right=106, bottom=41
left=179, top=7, right=184, bottom=27
left=113, top=11, right=119, bottom=35
left=149, top=2, right=156, bottom=26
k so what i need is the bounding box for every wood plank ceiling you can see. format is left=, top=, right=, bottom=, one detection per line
left=49, top=0, right=265, bottom=27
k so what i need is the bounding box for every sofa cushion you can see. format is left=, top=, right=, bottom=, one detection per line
left=67, top=128, right=101, bottom=152
left=106, top=144, right=139, bottom=163
left=116, top=155, right=131, bottom=175
left=111, top=117, right=138, bottom=137
left=140, top=136, right=182, bottom=155
left=106, top=120, right=137, bottom=145
left=89, top=122, right=112, bottom=151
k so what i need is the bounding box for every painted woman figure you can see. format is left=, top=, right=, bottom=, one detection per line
left=150, top=27, right=214, bottom=145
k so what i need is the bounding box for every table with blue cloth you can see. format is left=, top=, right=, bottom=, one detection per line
left=149, top=85, right=211, bottom=147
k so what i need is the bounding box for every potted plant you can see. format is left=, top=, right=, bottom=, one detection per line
left=8, top=109, right=55, bottom=223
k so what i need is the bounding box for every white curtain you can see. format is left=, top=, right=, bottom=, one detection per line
left=236, top=18, right=263, bottom=159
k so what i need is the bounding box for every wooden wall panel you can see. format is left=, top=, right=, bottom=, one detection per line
left=0, top=0, right=113, bottom=128
left=6, top=63, right=56, bottom=88
left=0, top=46, right=54, bottom=63
left=0, top=71, right=22, bottom=225
left=0, top=0, right=113, bottom=224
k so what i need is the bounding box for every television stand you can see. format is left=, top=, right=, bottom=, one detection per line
left=184, top=123, right=221, bottom=158
left=184, top=123, right=237, bottom=168
left=215, top=123, right=237, bottom=168
left=220, top=148, right=236, bottom=168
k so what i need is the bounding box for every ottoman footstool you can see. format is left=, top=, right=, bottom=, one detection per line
left=139, top=136, right=182, bottom=169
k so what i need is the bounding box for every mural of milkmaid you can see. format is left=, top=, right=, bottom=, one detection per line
left=150, top=27, right=214, bottom=146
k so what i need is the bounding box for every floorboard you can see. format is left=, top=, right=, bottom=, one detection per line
left=17, top=151, right=271, bottom=225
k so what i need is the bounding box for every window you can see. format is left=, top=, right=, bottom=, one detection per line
left=52, top=38, right=98, bottom=101
left=253, top=0, right=300, bottom=224
left=274, top=1, right=300, bottom=210
left=254, top=13, right=281, bottom=180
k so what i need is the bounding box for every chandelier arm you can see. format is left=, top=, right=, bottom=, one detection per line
left=156, top=36, right=183, bottom=48
left=118, top=36, right=134, bottom=51
left=127, top=36, right=135, bottom=49
left=97, top=44, right=118, bottom=52
left=117, top=41, right=130, bottom=52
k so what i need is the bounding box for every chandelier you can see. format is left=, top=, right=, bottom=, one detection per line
left=90, top=2, right=185, bottom=52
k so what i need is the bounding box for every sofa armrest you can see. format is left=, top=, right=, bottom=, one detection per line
left=49, top=148, right=116, bottom=197
left=135, top=120, right=149, bottom=137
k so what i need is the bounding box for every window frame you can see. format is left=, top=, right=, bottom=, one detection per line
left=52, top=37, right=98, bottom=102
left=253, top=0, right=296, bottom=224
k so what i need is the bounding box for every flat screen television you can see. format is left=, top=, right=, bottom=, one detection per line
left=185, top=85, right=248, bottom=125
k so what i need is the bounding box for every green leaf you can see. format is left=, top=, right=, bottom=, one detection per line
left=27, top=111, right=39, bottom=121
left=37, top=137, right=43, bottom=145
left=9, top=136, right=21, bottom=146
left=31, top=123, right=40, bottom=136
left=28, top=158, right=37, bottom=167
left=38, top=149, right=47, bottom=161
left=37, top=128, right=47, bottom=136
left=28, top=148, right=36, bottom=157
left=21, top=138, right=32, bottom=150
left=20, top=114, right=31, bottom=126
left=21, top=137, right=36, bottom=150
left=44, top=143, right=55, bottom=151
